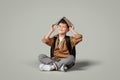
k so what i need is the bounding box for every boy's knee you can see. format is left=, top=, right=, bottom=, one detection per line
left=38, top=54, right=47, bottom=60
left=68, top=55, right=74, bottom=60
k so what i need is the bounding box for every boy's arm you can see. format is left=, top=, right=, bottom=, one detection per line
left=42, top=24, right=55, bottom=46
left=69, top=25, right=83, bottom=47
left=44, top=24, right=55, bottom=39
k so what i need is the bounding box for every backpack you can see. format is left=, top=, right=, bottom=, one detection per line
left=50, top=36, right=76, bottom=59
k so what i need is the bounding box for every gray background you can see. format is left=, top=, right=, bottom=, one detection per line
left=0, top=0, right=120, bottom=80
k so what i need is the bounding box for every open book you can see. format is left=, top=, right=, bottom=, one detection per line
left=55, top=17, right=73, bottom=27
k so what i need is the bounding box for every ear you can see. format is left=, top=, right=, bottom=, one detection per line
left=67, top=28, right=70, bottom=32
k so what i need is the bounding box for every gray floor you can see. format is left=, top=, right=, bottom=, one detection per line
left=0, top=0, right=120, bottom=80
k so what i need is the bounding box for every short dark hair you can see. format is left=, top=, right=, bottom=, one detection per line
left=57, top=19, right=69, bottom=28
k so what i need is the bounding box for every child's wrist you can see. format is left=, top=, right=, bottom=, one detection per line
left=50, top=30, right=54, bottom=34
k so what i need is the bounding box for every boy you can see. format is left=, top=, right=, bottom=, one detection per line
left=39, top=17, right=82, bottom=72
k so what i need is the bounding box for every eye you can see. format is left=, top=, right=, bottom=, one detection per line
left=63, top=26, right=66, bottom=28
left=58, top=25, right=61, bottom=27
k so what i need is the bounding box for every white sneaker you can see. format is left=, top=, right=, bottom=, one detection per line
left=59, top=64, right=68, bottom=72
left=39, top=64, right=55, bottom=71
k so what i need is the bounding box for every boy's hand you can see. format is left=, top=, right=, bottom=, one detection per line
left=69, top=25, right=78, bottom=35
left=50, top=24, right=55, bottom=32
left=44, top=24, right=56, bottom=39
left=69, top=25, right=74, bottom=32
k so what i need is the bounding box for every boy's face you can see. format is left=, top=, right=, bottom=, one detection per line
left=57, top=23, right=69, bottom=35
